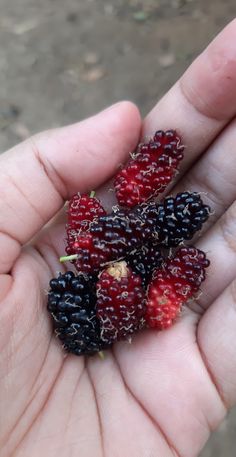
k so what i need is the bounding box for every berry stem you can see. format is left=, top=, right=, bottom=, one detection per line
left=60, top=254, right=78, bottom=263
left=98, top=351, right=105, bottom=360
left=90, top=190, right=96, bottom=198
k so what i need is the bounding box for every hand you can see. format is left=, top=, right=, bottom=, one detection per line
left=1, top=19, right=236, bottom=457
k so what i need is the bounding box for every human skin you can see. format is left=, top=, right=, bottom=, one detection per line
left=1, top=18, right=236, bottom=457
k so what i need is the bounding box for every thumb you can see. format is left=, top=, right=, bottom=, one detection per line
left=0, top=101, right=141, bottom=273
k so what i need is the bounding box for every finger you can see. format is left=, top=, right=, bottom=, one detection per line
left=198, top=279, right=236, bottom=408
left=0, top=102, right=141, bottom=274
left=190, top=199, right=236, bottom=311
left=173, top=117, right=236, bottom=231
left=114, top=318, right=226, bottom=457
left=0, top=275, right=12, bottom=301
left=144, top=19, right=236, bottom=174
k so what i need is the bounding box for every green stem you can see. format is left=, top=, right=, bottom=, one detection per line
left=60, top=254, right=78, bottom=263
left=98, top=351, right=105, bottom=360
left=90, top=190, right=96, bottom=198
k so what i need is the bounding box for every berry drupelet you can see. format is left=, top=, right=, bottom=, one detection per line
left=146, top=247, right=210, bottom=330
left=114, top=130, right=184, bottom=207
left=96, top=261, right=146, bottom=344
left=47, top=271, right=109, bottom=356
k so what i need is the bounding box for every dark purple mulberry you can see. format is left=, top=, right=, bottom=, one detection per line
left=47, top=271, right=110, bottom=356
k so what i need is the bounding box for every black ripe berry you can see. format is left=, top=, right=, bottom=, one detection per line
left=126, top=244, right=164, bottom=287
left=47, top=271, right=110, bottom=356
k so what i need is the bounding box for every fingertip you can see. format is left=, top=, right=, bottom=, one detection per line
left=143, top=17, right=236, bottom=165
left=33, top=100, right=142, bottom=196
left=93, top=100, right=142, bottom=151
left=109, top=100, right=142, bottom=155
left=113, top=100, right=142, bottom=127
left=182, top=18, right=236, bottom=121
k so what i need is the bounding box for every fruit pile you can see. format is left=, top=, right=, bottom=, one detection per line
left=47, top=130, right=210, bottom=356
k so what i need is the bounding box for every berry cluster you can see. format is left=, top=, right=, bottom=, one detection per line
left=65, top=192, right=209, bottom=275
left=47, top=130, right=211, bottom=356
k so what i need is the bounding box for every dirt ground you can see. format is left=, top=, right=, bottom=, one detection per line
left=0, top=0, right=236, bottom=455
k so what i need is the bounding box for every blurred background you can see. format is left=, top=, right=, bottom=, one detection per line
left=0, top=0, right=236, bottom=455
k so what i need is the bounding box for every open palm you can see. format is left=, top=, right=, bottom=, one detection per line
left=1, top=20, right=236, bottom=457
